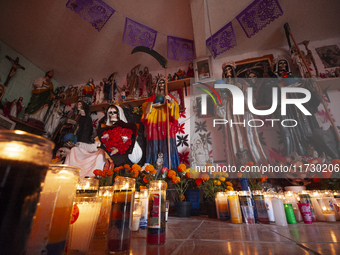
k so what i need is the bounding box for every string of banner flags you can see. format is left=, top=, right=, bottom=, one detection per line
left=66, top=0, right=283, bottom=60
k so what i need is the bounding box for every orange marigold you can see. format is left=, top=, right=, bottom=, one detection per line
left=93, top=169, right=102, bottom=176
left=131, top=164, right=141, bottom=172
left=143, top=175, right=149, bottom=183
left=236, top=172, right=243, bottom=178
left=195, top=178, right=203, bottom=186
left=226, top=186, right=234, bottom=191
left=124, top=164, right=130, bottom=169
left=105, top=170, right=113, bottom=176
left=178, top=163, right=186, bottom=173
left=114, top=167, right=121, bottom=172
left=167, top=170, right=177, bottom=179
left=186, top=172, right=191, bottom=178
left=200, top=173, right=209, bottom=181
left=130, top=170, right=139, bottom=178
left=145, top=164, right=155, bottom=173
left=172, top=176, right=180, bottom=184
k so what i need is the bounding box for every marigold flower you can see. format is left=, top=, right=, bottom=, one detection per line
left=130, top=170, right=139, bottom=178
left=216, top=181, right=221, bottom=186
left=149, top=168, right=157, bottom=175
left=131, top=164, right=141, bottom=172
left=143, top=175, right=149, bottom=183
left=200, top=173, right=209, bottom=181
left=219, top=177, right=226, bottom=182
left=213, top=180, right=217, bottom=185
left=226, top=186, right=234, bottom=191
left=167, top=170, right=177, bottom=179
left=195, top=178, right=203, bottom=186
left=139, top=186, right=147, bottom=190
left=179, top=194, right=185, bottom=201
left=225, top=181, right=233, bottom=186
left=124, top=164, right=130, bottom=169
left=186, top=172, right=191, bottom=178
left=51, top=157, right=61, bottom=163
left=172, top=176, right=180, bottom=184
left=236, top=172, right=243, bottom=178
left=145, top=164, right=155, bottom=173
left=93, top=169, right=102, bottom=176
left=105, top=170, right=113, bottom=176
left=178, top=163, right=186, bottom=173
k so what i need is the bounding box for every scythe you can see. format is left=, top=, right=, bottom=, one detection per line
left=131, top=46, right=172, bottom=169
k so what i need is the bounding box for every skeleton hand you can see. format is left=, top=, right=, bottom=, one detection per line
left=65, top=141, right=76, bottom=148
left=165, top=95, right=172, bottom=101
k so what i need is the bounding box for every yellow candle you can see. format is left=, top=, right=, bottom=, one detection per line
left=228, top=192, right=242, bottom=223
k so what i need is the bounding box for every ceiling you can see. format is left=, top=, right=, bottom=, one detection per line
left=0, top=0, right=339, bottom=86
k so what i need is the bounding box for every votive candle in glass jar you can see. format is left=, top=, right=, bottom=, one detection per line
left=147, top=180, right=167, bottom=245
left=94, top=186, right=114, bottom=238
left=228, top=191, right=242, bottom=224
left=107, top=177, right=135, bottom=254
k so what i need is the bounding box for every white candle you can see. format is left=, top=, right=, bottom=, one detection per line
left=311, top=197, right=326, bottom=221
left=271, top=198, right=288, bottom=226
left=132, top=215, right=141, bottom=231
left=264, top=196, right=275, bottom=222
left=323, top=212, right=336, bottom=222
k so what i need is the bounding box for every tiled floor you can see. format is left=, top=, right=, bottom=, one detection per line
left=89, top=216, right=340, bottom=255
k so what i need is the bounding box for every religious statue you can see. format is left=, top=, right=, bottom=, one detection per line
left=187, top=62, right=194, bottom=78
left=127, top=64, right=140, bottom=99
left=44, top=100, right=62, bottom=139
left=83, top=78, right=95, bottom=104
left=141, top=78, right=180, bottom=169
left=140, top=66, right=152, bottom=98
left=65, top=105, right=141, bottom=177
left=4, top=55, right=25, bottom=87
left=25, top=70, right=55, bottom=124
left=217, top=62, right=269, bottom=168
left=3, top=97, right=24, bottom=118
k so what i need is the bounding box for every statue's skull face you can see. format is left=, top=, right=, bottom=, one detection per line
left=248, top=72, right=257, bottom=84
left=158, top=79, right=165, bottom=92
left=278, top=60, right=288, bottom=72
left=224, top=66, right=233, bottom=77
left=107, top=106, right=119, bottom=124
left=56, top=147, right=70, bottom=158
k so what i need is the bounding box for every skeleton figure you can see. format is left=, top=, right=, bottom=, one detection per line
left=106, top=105, right=120, bottom=125
left=55, top=147, right=71, bottom=163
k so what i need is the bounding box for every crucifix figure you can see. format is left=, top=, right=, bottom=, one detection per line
left=4, top=55, right=25, bottom=87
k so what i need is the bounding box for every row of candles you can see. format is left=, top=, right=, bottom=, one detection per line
left=25, top=165, right=167, bottom=255
left=214, top=190, right=340, bottom=226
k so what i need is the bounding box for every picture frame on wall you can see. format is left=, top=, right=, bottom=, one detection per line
left=169, top=88, right=185, bottom=112
left=235, top=54, right=274, bottom=80
left=194, top=56, right=214, bottom=82
left=315, top=45, right=340, bottom=68
left=0, top=115, right=16, bottom=130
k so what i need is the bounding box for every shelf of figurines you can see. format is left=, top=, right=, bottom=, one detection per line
left=60, top=78, right=191, bottom=110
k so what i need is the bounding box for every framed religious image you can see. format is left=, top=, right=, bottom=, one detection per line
left=195, top=96, right=215, bottom=118
left=169, top=88, right=185, bottom=112
left=0, top=115, right=16, bottom=130
left=235, top=54, right=274, bottom=79
left=194, top=56, right=214, bottom=82
left=315, top=45, right=340, bottom=68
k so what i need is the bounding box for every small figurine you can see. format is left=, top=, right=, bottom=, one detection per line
left=4, top=55, right=25, bottom=87
left=187, top=62, right=194, bottom=78
left=93, top=83, right=104, bottom=104
left=177, top=69, right=184, bottom=79
left=3, top=97, right=24, bottom=118
left=83, top=78, right=95, bottom=104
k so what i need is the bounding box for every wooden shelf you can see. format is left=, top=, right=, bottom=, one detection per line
left=89, top=103, right=110, bottom=112
left=122, top=98, right=147, bottom=108
left=315, top=77, right=340, bottom=91
left=168, top=78, right=191, bottom=90
left=60, top=96, right=78, bottom=105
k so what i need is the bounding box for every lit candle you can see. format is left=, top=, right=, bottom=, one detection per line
left=264, top=192, right=275, bottom=223
left=147, top=180, right=167, bottom=245
left=76, top=177, right=99, bottom=197
left=216, top=192, right=229, bottom=220
left=107, top=178, right=135, bottom=254
left=252, top=190, right=269, bottom=224
left=139, top=189, right=149, bottom=228
left=271, top=197, right=288, bottom=226
left=94, top=186, right=114, bottom=238
left=298, top=191, right=317, bottom=221
left=320, top=190, right=340, bottom=220
left=317, top=198, right=337, bottom=222
left=132, top=194, right=142, bottom=232
left=228, top=191, right=242, bottom=224
left=309, top=191, right=326, bottom=222
left=67, top=197, right=103, bottom=253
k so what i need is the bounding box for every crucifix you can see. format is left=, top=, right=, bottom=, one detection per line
left=4, top=55, right=25, bottom=87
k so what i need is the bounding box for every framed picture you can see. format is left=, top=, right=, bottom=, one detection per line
left=235, top=54, right=274, bottom=79
left=0, top=115, right=16, bottom=130
left=195, top=96, right=215, bottom=118
left=169, top=88, right=185, bottom=112
left=315, top=45, right=340, bottom=68
left=194, top=56, right=214, bottom=82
